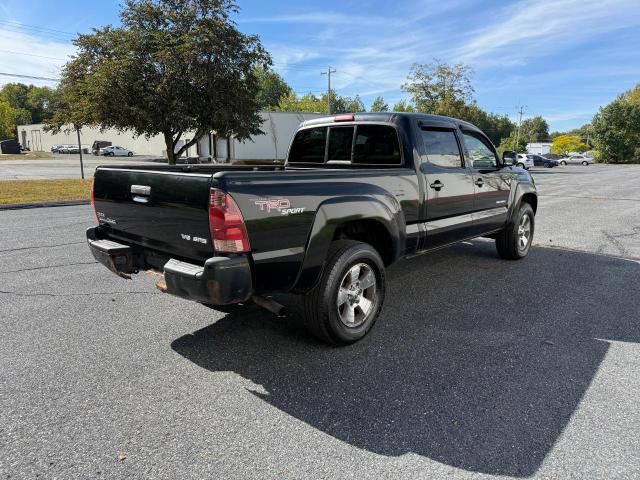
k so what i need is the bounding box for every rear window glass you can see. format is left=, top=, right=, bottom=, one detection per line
left=353, top=125, right=401, bottom=165
left=327, top=126, right=354, bottom=161
left=288, top=127, right=327, bottom=163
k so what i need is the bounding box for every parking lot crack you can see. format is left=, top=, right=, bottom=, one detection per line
left=0, top=241, right=85, bottom=254
left=0, top=260, right=98, bottom=274
left=0, top=289, right=159, bottom=298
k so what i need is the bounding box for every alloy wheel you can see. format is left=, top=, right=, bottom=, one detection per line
left=517, top=214, right=532, bottom=251
left=336, top=263, right=377, bottom=328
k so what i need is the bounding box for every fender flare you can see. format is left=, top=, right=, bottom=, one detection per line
left=292, top=195, right=403, bottom=293
left=507, top=181, right=537, bottom=224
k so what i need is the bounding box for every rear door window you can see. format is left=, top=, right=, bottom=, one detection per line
left=288, top=127, right=327, bottom=163
left=353, top=125, right=401, bottom=165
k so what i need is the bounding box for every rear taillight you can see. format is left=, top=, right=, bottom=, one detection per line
left=90, top=179, right=99, bottom=224
left=208, top=188, right=250, bottom=253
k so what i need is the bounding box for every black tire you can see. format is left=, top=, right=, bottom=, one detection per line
left=581, top=161, right=588, bottom=166
left=128, top=152, right=133, bottom=157
left=560, top=160, right=567, bottom=166
left=516, top=162, right=525, bottom=168
left=302, top=240, right=385, bottom=345
left=496, top=203, right=535, bottom=260
left=108, top=152, right=114, bottom=157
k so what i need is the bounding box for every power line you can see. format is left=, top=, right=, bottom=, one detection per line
left=0, top=72, right=60, bottom=82
left=0, top=49, right=69, bottom=61
left=0, top=20, right=77, bottom=39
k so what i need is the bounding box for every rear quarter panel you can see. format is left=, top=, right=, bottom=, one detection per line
left=216, top=168, right=420, bottom=293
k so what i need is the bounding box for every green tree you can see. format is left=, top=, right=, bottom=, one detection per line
left=392, top=100, right=416, bottom=112
left=398, top=60, right=514, bottom=145
left=460, top=104, right=514, bottom=146
left=0, top=98, right=17, bottom=138
left=370, top=96, right=389, bottom=112
left=401, top=59, right=474, bottom=115
left=338, top=94, right=365, bottom=113
left=277, top=91, right=365, bottom=114
left=48, top=0, right=270, bottom=164
left=497, top=132, right=527, bottom=153
left=255, top=66, right=292, bottom=110
left=520, top=116, right=549, bottom=142
left=0, top=83, right=59, bottom=124
left=591, top=85, right=640, bottom=163
left=551, top=134, right=588, bottom=155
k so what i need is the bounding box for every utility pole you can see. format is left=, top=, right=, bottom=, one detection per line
left=321, top=66, right=336, bottom=114
left=514, top=104, right=526, bottom=150
left=76, top=126, right=85, bottom=179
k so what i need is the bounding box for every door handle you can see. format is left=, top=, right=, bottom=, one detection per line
left=429, top=180, right=444, bottom=191
left=475, top=178, right=484, bottom=187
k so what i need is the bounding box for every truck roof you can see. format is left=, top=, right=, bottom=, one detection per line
left=298, top=112, right=482, bottom=133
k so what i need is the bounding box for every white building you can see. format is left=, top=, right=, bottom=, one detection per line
left=526, top=142, right=552, bottom=155
left=17, top=112, right=323, bottom=161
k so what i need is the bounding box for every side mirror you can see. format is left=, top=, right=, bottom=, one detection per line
left=502, top=150, right=516, bottom=166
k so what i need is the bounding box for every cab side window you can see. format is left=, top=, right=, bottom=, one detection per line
left=421, top=128, right=463, bottom=168
left=461, top=131, right=498, bottom=168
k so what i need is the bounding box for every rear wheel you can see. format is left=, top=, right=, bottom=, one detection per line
left=108, top=152, right=114, bottom=157
left=496, top=203, right=535, bottom=260
left=516, top=162, right=525, bottom=168
left=581, top=161, right=588, bottom=166
left=127, top=152, right=133, bottom=157
left=560, top=160, right=567, bottom=166
left=303, top=240, right=385, bottom=345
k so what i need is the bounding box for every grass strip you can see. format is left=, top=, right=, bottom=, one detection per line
left=0, top=179, right=92, bottom=204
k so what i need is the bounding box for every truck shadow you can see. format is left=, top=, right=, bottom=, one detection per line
left=171, top=242, right=640, bottom=477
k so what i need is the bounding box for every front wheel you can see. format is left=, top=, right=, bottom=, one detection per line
left=581, top=161, right=588, bottom=166
left=302, top=240, right=385, bottom=345
left=560, top=160, right=567, bottom=166
left=516, top=162, right=525, bottom=168
left=127, top=152, right=133, bottom=157
left=496, top=203, right=535, bottom=260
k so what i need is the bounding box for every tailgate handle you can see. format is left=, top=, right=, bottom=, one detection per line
left=131, top=185, right=151, bottom=196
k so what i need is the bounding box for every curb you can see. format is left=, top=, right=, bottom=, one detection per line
left=0, top=200, right=90, bottom=211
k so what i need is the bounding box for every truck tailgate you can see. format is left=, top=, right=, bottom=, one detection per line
left=93, top=167, right=213, bottom=261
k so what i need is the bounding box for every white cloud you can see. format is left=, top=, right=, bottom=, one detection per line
left=0, top=26, right=75, bottom=87
left=456, top=0, right=640, bottom=64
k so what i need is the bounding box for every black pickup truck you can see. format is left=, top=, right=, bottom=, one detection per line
left=88, top=113, right=537, bottom=345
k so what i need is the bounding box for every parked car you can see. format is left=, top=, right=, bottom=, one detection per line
left=100, top=145, right=134, bottom=157
left=51, top=145, right=65, bottom=153
left=560, top=154, right=593, bottom=166
left=515, top=153, right=534, bottom=170
left=527, top=154, right=558, bottom=168
left=92, top=140, right=112, bottom=156
left=87, top=112, right=538, bottom=345
left=60, top=145, right=81, bottom=154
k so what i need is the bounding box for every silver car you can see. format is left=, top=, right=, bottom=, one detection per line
left=560, top=154, right=593, bottom=166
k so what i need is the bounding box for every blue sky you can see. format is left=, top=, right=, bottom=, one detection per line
left=1, top=0, right=640, bottom=131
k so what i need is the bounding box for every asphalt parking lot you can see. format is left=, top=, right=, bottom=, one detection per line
left=1, top=164, right=639, bottom=479
left=0, top=154, right=162, bottom=180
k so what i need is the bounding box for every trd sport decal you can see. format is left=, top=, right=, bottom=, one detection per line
left=253, top=198, right=305, bottom=215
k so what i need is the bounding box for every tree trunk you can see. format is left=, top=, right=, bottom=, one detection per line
left=164, top=131, right=176, bottom=165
